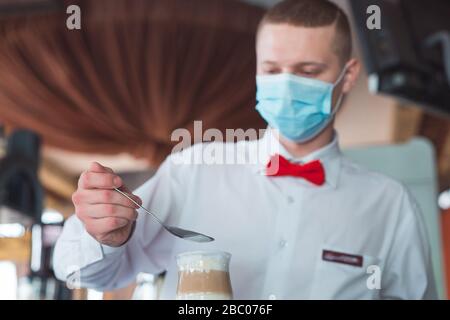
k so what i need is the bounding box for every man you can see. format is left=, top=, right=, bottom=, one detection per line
left=54, top=0, right=437, bottom=299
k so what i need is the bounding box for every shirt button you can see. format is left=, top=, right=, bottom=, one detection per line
left=287, top=196, right=294, bottom=204
left=279, top=239, right=288, bottom=248
left=269, top=294, right=277, bottom=300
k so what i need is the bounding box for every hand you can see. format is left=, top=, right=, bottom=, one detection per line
left=72, top=162, right=142, bottom=247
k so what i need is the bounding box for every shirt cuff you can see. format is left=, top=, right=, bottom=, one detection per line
left=102, top=221, right=136, bottom=255
left=80, top=229, right=125, bottom=267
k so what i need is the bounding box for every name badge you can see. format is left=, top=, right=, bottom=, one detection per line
left=322, top=249, right=363, bottom=267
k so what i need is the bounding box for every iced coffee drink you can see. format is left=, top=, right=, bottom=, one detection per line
left=176, top=251, right=232, bottom=300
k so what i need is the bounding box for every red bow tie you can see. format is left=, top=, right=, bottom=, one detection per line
left=266, top=154, right=325, bottom=186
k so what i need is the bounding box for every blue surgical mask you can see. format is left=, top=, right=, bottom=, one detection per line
left=256, top=67, right=347, bottom=143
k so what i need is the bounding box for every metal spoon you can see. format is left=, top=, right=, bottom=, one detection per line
left=114, top=188, right=214, bottom=243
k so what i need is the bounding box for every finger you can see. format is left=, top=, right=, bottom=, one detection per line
left=77, top=203, right=138, bottom=221
left=85, top=216, right=130, bottom=236
left=89, top=162, right=114, bottom=174
left=73, top=189, right=141, bottom=208
left=117, top=185, right=142, bottom=206
left=118, top=186, right=142, bottom=206
left=78, top=171, right=122, bottom=190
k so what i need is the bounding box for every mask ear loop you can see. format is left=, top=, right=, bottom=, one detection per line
left=329, top=64, right=349, bottom=117
left=333, top=65, right=349, bottom=86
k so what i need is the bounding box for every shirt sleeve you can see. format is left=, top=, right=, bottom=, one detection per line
left=381, top=188, right=438, bottom=300
left=53, top=155, right=186, bottom=291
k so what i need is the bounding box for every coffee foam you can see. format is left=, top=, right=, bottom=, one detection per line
left=177, top=251, right=231, bottom=272
left=176, top=292, right=232, bottom=300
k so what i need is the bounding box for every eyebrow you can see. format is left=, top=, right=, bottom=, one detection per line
left=262, top=61, right=328, bottom=68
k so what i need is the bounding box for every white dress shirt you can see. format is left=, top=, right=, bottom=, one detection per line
left=53, top=129, right=437, bottom=299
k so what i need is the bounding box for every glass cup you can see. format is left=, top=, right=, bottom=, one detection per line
left=176, top=251, right=233, bottom=300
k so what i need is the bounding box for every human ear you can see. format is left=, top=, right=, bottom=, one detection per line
left=342, top=58, right=361, bottom=94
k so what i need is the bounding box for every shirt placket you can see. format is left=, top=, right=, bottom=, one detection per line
left=260, top=179, right=303, bottom=300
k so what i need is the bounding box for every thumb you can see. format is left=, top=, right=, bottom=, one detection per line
left=89, top=161, right=114, bottom=173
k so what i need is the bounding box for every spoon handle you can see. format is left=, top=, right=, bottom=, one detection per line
left=113, top=188, right=163, bottom=225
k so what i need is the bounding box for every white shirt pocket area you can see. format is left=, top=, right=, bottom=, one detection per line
left=309, top=248, right=382, bottom=300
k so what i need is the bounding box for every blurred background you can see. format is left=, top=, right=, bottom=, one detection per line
left=0, top=0, right=449, bottom=300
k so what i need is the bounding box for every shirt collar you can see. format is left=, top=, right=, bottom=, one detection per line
left=251, top=127, right=342, bottom=188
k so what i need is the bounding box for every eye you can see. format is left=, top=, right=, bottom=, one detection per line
left=260, top=64, right=281, bottom=75
left=264, top=69, right=280, bottom=75
left=295, top=66, right=325, bottom=78
left=299, top=70, right=319, bottom=77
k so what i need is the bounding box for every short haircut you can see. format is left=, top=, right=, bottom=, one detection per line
left=259, top=0, right=352, bottom=65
